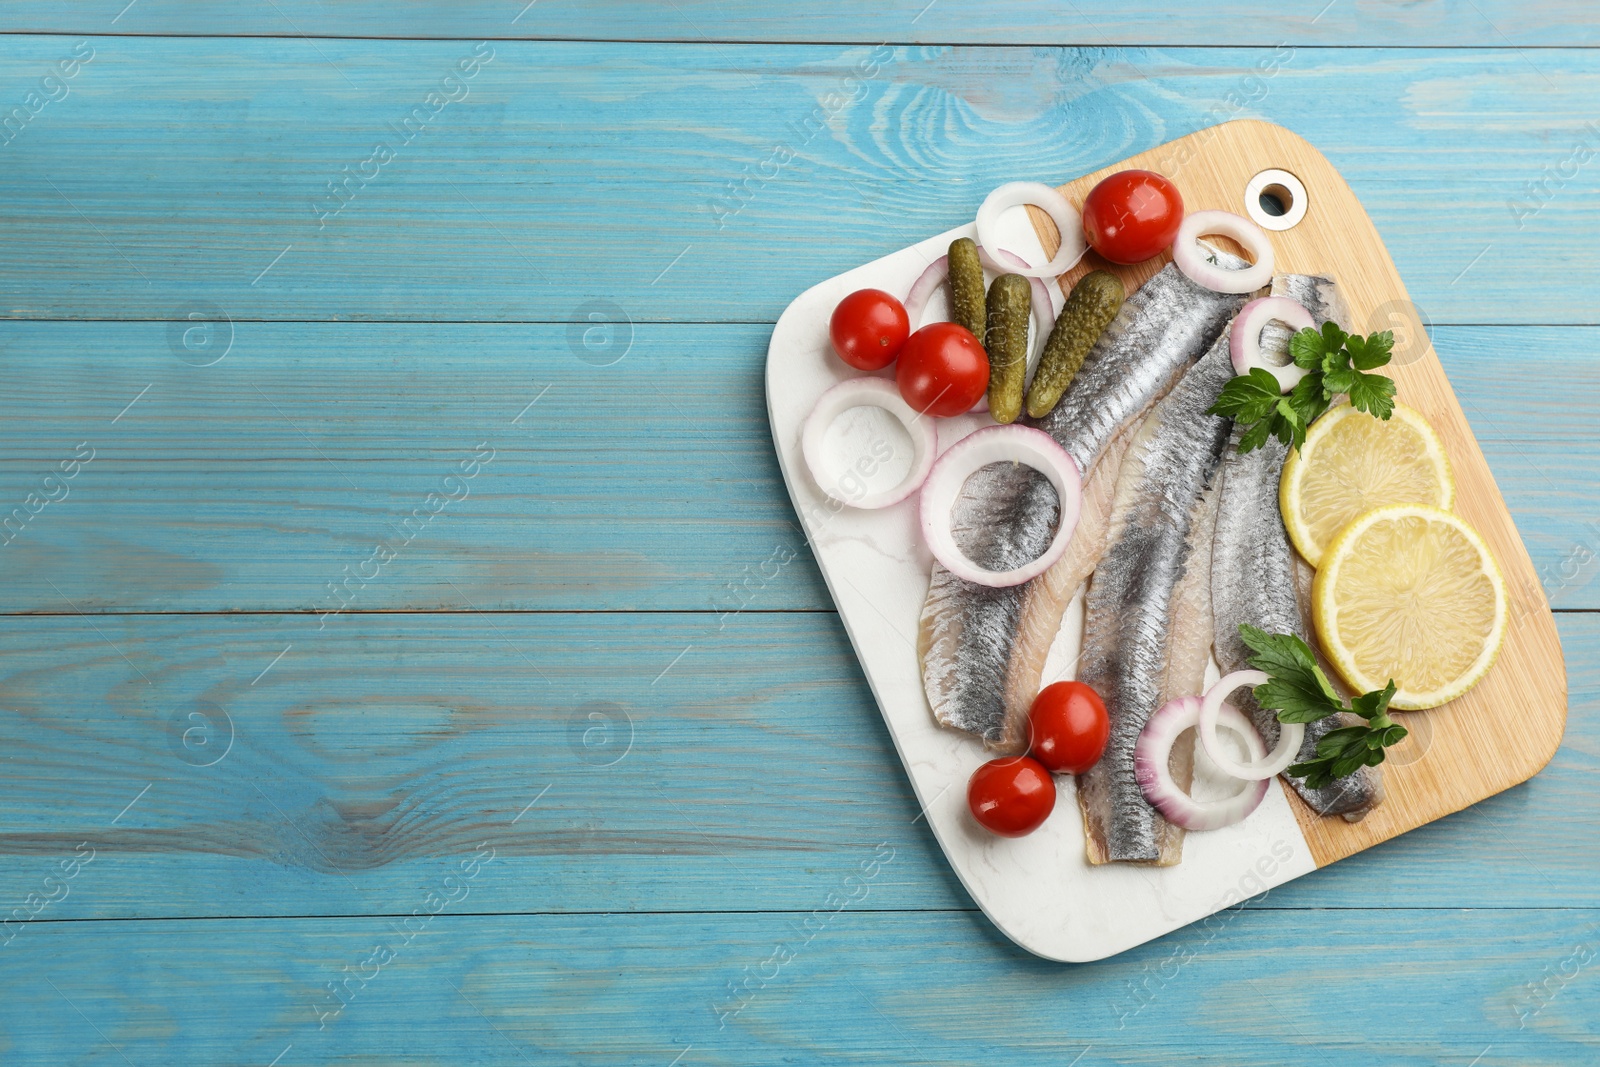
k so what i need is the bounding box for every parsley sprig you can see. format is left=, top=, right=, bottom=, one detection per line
left=1238, top=625, right=1407, bottom=790
left=1209, top=322, right=1398, bottom=453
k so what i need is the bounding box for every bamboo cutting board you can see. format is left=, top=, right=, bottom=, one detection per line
left=766, top=119, right=1565, bottom=960
left=1024, top=120, right=1566, bottom=867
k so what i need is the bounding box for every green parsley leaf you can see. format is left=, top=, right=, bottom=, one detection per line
left=1289, top=326, right=1332, bottom=370
left=1321, top=361, right=1358, bottom=397
left=1236, top=418, right=1274, bottom=453
left=1236, top=625, right=1410, bottom=789
left=1240, top=626, right=1343, bottom=723
left=1288, top=374, right=1331, bottom=427
left=1349, top=680, right=1397, bottom=722
left=1345, top=330, right=1394, bottom=370
left=1346, top=370, right=1397, bottom=420
left=1221, top=319, right=1397, bottom=453
left=1208, top=368, right=1282, bottom=424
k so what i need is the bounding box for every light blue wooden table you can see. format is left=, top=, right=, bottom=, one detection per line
left=1, top=4, right=1596, bottom=1064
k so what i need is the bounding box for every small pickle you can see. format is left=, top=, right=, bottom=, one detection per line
left=1025, top=270, right=1126, bottom=419
left=984, top=273, right=1032, bottom=424
left=947, top=237, right=987, bottom=340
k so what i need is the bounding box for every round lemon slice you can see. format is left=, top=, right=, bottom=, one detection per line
left=1312, top=504, right=1506, bottom=710
left=1281, top=402, right=1454, bottom=567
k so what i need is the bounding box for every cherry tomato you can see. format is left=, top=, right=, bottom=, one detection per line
left=967, top=756, right=1056, bottom=837
left=1081, top=170, right=1185, bottom=265
left=1026, top=680, right=1110, bottom=774
left=829, top=288, right=911, bottom=371
left=895, top=322, right=989, bottom=417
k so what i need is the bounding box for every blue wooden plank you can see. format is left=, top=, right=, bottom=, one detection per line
left=2, top=0, right=1596, bottom=47
left=0, top=40, right=1596, bottom=324
left=0, top=611, right=1594, bottom=920
left=0, top=321, right=1593, bottom=613
left=0, top=320, right=829, bottom=613
left=2, top=908, right=1596, bottom=1064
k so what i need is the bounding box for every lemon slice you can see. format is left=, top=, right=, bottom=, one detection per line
left=1313, top=504, right=1506, bottom=710
left=1281, top=402, right=1453, bottom=567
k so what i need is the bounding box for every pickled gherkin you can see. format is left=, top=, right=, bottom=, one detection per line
left=984, top=273, right=1032, bottom=425
left=947, top=237, right=987, bottom=341
left=1025, top=270, right=1126, bottom=419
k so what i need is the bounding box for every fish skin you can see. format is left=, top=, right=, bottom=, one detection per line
left=1165, top=478, right=1222, bottom=706
left=1077, top=331, right=1240, bottom=864
left=1210, top=274, right=1384, bottom=821
left=921, top=261, right=1248, bottom=748
left=995, top=424, right=1138, bottom=752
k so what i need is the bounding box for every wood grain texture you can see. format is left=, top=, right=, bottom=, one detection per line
left=1, top=611, right=1596, bottom=919
left=0, top=21, right=1594, bottom=1060
left=1026, top=120, right=1564, bottom=868
left=4, top=0, right=1598, bottom=46
left=0, top=320, right=828, bottom=613
left=3, top=909, right=1597, bottom=1065
left=0, top=321, right=1594, bottom=613
left=0, top=40, right=1598, bottom=324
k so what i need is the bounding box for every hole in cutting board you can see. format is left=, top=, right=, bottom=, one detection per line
left=1258, top=185, right=1291, bottom=217
left=1244, top=168, right=1308, bottom=231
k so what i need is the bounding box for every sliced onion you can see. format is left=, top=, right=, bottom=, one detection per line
left=1198, top=671, right=1305, bottom=781
left=802, top=378, right=937, bottom=510
left=1172, top=210, right=1275, bottom=294
left=1135, top=696, right=1270, bottom=831
left=919, top=425, right=1080, bottom=587
left=1231, top=296, right=1314, bottom=393
left=904, top=255, right=949, bottom=328
left=975, top=182, right=1087, bottom=280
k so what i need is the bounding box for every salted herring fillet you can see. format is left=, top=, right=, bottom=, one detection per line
left=1076, top=329, right=1241, bottom=865
left=997, top=422, right=1137, bottom=745
left=1164, top=478, right=1222, bottom=706
left=920, top=259, right=1248, bottom=752
left=1137, top=476, right=1224, bottom=861
left=1211, top=274, right=1384, bottom=821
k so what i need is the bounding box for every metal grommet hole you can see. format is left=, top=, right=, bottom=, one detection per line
left=1245, top=168, right=1307, bottom=231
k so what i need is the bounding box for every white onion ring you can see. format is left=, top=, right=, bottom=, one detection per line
left=1135, top=696, right=1270, bottom=831
left=1198, top=670, right=1306, bottom=781
left=801, top=378, right=937, bottom=510
left=975, top=182, right=1087, bottom=279
left=918, top=425, right=1080, bottom=587
left=1172, top=210, right=1275, bottom=294
left=904, top=255, right=949, bottom=328
left=1231, top=296, right=1314, bottom=393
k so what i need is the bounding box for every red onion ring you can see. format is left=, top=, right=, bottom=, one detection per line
left=1135, top=696, right=1270, bottom=831
left=1231, top=296, right=1314, bottom=393
left=1198, top=671, right=1305, bottom=781
left=918, top=425, right=1080, bottom=587
left=1172, top=210, right=1275, bottom=294
left=801, top=378, right=938, bottom=510
left=975, top=182, right=1088, bottom=279
left=904, top=255, right=949, bottom=328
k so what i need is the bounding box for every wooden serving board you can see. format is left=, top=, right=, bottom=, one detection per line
left=765, top=119, right=1565, bottom=961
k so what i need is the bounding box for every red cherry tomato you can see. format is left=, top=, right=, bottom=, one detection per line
left=1026, top=680, right=1110, bottom=774
left=829, top=288, right=911, bottom=371
left=895, top=322, right=989, bottom=417
left=967, top=756, right=1057, bottom=837
left=1081, top=170, right=1185, bottom=265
